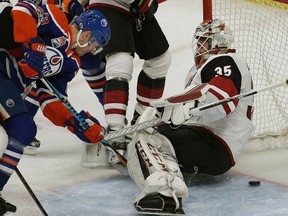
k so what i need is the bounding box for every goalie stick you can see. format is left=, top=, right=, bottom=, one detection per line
left=19, top=83, right=48, bottom=216
left=190, top=79, right=288, bottom=115
left=40, top=78, right=288, bottom=167
left=105, top=79, right=288, bottom=141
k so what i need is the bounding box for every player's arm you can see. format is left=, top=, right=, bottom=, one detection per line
left=36, top=80, right=103, bottom=143
left=194, top=55, right=242, bottom=123
left=154, top=56, right=242, bottom=126
left=11, top=1, right=39, bottom=42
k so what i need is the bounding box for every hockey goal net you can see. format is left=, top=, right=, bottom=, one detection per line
left=203, top=0, right=288, bottom=151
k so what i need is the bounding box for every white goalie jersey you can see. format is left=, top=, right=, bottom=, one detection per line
left=185, top=52, right=254, bottom=161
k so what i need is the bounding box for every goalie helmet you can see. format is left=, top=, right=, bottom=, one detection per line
left=74, top=9, right=111, bottom=55
left=192, top=19, right=234, bottom=68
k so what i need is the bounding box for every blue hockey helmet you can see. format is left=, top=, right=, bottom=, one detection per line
left=75, top=9, right=111, bottom=54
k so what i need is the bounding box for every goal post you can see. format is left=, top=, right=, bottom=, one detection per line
left=203, top=0, right=288, bottom=151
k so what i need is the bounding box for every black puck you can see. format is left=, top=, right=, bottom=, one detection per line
left=249, top=181, right=260, bottom=186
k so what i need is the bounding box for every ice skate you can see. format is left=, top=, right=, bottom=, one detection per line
left=107, top=126, right=128, bottom=174
left=24, top=137, right=41, bottom=155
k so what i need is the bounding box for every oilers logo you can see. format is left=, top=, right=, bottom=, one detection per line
left=42, top=46, right=63, bottom=77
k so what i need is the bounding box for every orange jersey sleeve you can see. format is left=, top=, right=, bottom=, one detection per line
left=11, top=10, right=38, bottom=43
left=42, top=99, right=74, bottom=127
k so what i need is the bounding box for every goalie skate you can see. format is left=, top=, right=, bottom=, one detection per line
left=135, top=193, right=185, bottom=215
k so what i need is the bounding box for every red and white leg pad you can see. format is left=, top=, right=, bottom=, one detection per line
left=127, top=110, right=188, bottom=205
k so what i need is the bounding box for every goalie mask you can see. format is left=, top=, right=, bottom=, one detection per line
left=192, top=19, right=234, bottom=68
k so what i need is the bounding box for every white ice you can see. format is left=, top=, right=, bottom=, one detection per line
left=3, top=0, right=288, bottom=215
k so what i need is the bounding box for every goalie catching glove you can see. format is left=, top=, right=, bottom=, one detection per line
left=66, top=110, right=104, bottom=143
left=151, top=83, right=209, bottom=126
left=18, top=38, right=46, bottom=78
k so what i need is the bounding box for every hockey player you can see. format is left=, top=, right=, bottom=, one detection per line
left=87, top=0, right=171, bottom=165
left=127, top=19, right=254, bottom=215
left=0, top=3, right=110, bottom=213
left=23, top=0, right=107, bottom=155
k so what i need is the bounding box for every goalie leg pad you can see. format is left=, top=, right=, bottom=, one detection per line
left=127, top=130, right=188, bottom=207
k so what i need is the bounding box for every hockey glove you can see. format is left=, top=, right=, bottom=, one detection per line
left=66, top=110, right=104, bottom=143
left=62, top=0, right=84, bottom=17
left=130, top=0, right=158, bottom=19
left=18, top=38, right=46, bottom=78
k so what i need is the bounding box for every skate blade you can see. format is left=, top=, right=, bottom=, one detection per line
left=23, top=147, right=38, bottom=155
left=136, top=209, right=185, bottom=215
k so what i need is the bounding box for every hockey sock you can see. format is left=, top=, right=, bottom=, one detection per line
left=136, top=70, right=165, bottom=110
left=104, top=78, right=129, bottom=129
left=0, top=138, right=26, bottom=191
left=0, top=113, right=36, bottom=190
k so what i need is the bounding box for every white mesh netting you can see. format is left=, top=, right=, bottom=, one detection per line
left=212, top=0, right=288, bottom=151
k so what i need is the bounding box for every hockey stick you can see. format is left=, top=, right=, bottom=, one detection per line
left=15, top=168, right=48, bottom=216
left=105, top=79, right=288, bottom=141
left=19, top=83, right=49, bottom=215
left=190, top=79, right=288, bottom=115
left=40, top=78, right=127, bottom=165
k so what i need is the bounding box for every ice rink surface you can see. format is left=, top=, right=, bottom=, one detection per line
left=3, top=0, right=288, bottom=215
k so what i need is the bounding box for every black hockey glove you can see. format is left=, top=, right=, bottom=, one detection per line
left=130, top=0, right=158, bottom=20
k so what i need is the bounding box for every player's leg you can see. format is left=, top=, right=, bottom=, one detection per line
left=0, top=51, right=37, bottom=214
left=90, top=7, right=136, bottom=165
left=157, top=124, right=234, bottom=175
left=132, top=15, right=171, bottom=125
left=23, top=86, right=41, bottom=155
left=0, top=78, right=37, bottom=214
